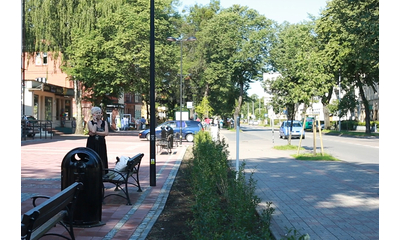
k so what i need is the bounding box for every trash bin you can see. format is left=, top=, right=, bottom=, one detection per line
left=161, top=127, right=167, bottom=140
left=61, top=147, right=105, bottom=227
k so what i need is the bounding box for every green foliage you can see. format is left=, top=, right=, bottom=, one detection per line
left=281, top=228, right=310, bottom=240
left=188, top=131, right=273, bottom=239
left=274, top=145, right=304, bottom=151
left=195, top=96, right=214, bottom=119
left=292, top=153, right=339, bottom=161
left=316, top=0, right=379, bottom=132
left=24, top=0, right=179, bottom=107
left=268, top=21, right=333, bottom=119
left=190, top=4, right=276, bottom=118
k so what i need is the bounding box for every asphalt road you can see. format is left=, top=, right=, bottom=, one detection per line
left=240, top=126, right=379, bottom=170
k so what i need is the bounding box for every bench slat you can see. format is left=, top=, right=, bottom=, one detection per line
left=29, top=210, right=67, bottom=240
left=103, top=153, right=144, bottom=205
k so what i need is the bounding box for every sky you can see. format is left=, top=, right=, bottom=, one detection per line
left=177, top=0, right=330, bottom=97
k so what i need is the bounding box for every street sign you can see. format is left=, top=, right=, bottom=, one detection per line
left=187, top=101, right=193, bottom=109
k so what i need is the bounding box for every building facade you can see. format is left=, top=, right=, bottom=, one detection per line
left=21, top=52, right=143, bottom=131
left=21, top=52, right=75, bottom=128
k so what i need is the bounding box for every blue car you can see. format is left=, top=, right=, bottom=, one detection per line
left=279, top=120, right=305, bottom=139
left=138, top=120, right=203, bottom=142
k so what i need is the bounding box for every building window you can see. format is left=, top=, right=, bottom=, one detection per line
left=125, top=93, right=133, bottom=103
left=43, top=52, right=48, bottom=65
left=135, top=93, right=139, bottom=103
left=35, top=53, right=42, bottom=65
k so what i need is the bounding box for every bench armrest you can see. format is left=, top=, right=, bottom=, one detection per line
left=32, top=195, right=50, bottom=207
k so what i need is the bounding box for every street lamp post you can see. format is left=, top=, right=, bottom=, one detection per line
left=167, top=36, right=197, bottom=146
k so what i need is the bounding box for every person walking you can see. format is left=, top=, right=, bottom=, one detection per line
left=140, top=116, right=146, bottom=130
left=86, top=106, right=109, bottom=171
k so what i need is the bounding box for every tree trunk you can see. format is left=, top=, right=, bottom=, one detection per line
left=357, top=83, right=371, bottom=134
left=323, top=105, right=330, bottom=129
left=74, top=79, right=84, bottom=134
left=204, top=84, right=209, bottom=118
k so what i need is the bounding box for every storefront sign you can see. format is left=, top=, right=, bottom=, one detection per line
left=42, top=84, right=72, bottom=96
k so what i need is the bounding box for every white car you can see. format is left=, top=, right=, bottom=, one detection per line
left=279, top=120, right=305, bottom=139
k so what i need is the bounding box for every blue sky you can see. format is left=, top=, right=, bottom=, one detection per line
left=176, top=0, right=330, bottom=97
left=178, top=0, right=328, bottom=25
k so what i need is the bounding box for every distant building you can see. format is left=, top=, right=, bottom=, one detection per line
left=261, top=72, right=379, bottom=122
left=21, top=52, right=143, bottom=131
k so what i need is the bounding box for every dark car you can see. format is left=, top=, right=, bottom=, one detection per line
left=21, top=115, right=40, bottom=137
left=303, top=117, right=324, bottom=131
left=138, top=120, right=203, bottom=142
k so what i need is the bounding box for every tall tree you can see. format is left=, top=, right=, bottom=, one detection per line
left=194, top=5, right=275, bottom=120
left=24, top=0, right=179, bottom=132
left=24, top=0, right=104, bottom=133
left=316, top=0, right=379, bottom=133
left=268, top=20, right=336, bottom=130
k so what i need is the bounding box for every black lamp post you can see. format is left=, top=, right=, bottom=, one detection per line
left=150, top=0, right=156, bottom=186
left=167, top=36, right=197, bottom=146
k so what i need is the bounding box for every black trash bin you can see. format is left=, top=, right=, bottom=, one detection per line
left=161, top=126, right=167, bottom=140
left=61, top=147, right=105, bottom=227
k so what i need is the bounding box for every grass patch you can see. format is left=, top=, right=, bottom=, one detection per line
left=292, top=153, right=340, bottom=161
left=323, top=130, right=378, bottom=137
left=274, top=145, right=305, bottom=151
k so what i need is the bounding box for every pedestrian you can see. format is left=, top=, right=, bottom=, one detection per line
left=132, top=117, right=136, bottom=129
left=141, top=116, right=146, bottom=130
left=71, top=117, right=76, bottom=133
left=116, top=115, right=121, bottom=131
left=136, top=118, right=141, bottom=130
left=86, top=106, right=109, bottom=171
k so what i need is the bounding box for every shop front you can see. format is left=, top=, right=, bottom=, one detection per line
left=23, top=80, right=74, bottom=129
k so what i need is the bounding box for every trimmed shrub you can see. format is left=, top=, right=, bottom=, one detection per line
left=188, top=131, right=273, bottom=239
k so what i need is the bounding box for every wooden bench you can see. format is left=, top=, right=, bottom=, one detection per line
left=102, top=153, right=144, bottom=205
left=21, top=182, right=83, bottom=240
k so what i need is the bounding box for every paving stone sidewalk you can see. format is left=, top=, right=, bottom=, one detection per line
left=21, top=131, right=188, bottom=240
left=221, top=129, right=379, bottom=240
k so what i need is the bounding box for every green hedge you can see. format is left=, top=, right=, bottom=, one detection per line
left=188, top=131, right=273, bottom=239
left=330, top=120, right=379, bottom=130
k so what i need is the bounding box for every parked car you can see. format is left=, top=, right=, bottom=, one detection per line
left=138, top=120, right=204, bottom=142
left=316, top=122, right=325, bottom=131
left=302, top=117, right=324, bottom=131
left=279, top=120, right=305, bottom=139
left=249, top=120, right=259, bottom=125
left=21, top=115, right=40, bottom=137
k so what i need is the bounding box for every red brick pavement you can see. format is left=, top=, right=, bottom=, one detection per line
left=21, top=131, right=190, bottom=240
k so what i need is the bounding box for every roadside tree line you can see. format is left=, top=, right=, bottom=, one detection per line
left=23, top=0, right=378, bottom=133
left=265, top=0, right=378, bottom=132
